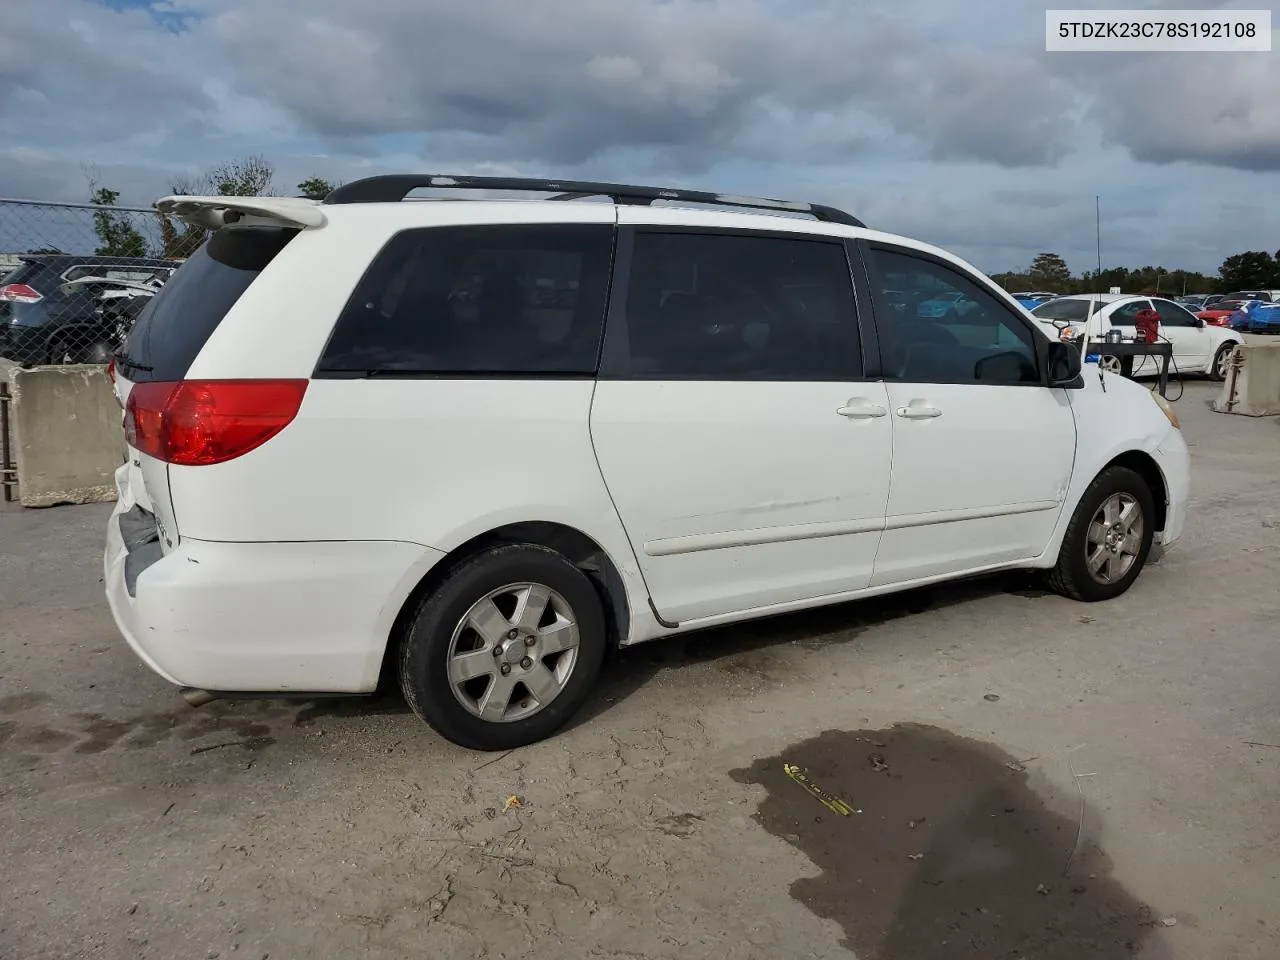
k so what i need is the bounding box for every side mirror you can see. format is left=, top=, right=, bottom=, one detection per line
left=1047, top=340, right=1083, bottom=387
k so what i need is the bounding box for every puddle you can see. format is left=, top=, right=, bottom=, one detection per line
left=731, top=724, right=1166, bottom=960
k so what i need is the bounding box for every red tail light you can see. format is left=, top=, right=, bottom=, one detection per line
left=0, top=283, right=43, bottom=303
left=124, top=380, right=308, bottom=466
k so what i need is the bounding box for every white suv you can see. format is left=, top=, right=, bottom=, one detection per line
left=104, top=175, right=1191, bottom=750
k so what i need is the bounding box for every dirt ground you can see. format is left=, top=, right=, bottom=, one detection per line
left=2, top=380, right=1279, bottom=960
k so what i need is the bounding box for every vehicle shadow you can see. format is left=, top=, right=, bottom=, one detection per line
left=289, top=570, right=1051, bottom=734
left=570, top=570, right=1049, bottom=730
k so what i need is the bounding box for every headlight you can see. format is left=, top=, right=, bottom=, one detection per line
left=1149, top=390, right=1180, bottom=430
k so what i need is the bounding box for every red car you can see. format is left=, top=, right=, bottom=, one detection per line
left=1198, top=299, right=1247, bottom=326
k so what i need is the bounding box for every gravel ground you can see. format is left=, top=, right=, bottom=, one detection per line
left=2, top=380, right=1278, bottom=960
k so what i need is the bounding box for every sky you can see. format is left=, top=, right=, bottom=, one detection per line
left=1, top=0, right=1278, bottom=275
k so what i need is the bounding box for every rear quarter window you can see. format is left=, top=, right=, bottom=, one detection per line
left=118, top=227, right=297, bottom=382
left=315, top=224, right=615, bottom=376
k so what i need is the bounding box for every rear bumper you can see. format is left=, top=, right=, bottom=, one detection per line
left=104, top=468, right=445, bottom=693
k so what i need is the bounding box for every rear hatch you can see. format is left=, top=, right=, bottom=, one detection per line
left=113, top=226, right=299, bottom=551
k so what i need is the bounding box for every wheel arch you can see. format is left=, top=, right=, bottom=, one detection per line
left=377, top=521, right=632, bottom=690
left=1102, top=449, right=1168, bottom=534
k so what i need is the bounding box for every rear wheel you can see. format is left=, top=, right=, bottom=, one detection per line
left=1046, top=466, right=1156, bottom=602
left=1098, top=355, right=1123, bottom=375
left=399, top=544, right=606, bottom=750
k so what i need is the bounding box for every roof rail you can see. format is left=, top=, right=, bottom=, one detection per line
left=322, top=174, right=865, bottom=228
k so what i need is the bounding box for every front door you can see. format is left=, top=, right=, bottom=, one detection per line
left=1149, top=298, right=1212, bottom=372
left=861, top=243, right=1077, bottom=586
left=590, top=225, right=892, bottom=624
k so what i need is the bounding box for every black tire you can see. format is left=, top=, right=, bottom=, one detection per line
left=1046, top=465, right=1156, bottom=602
left=1210, top=343, right=1234, bottom=381
left=399, top=544, right=606, bottom=750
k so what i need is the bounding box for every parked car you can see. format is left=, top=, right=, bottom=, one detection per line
left=104, top=176, right=1191, bottom=750
left=1029, top=294, right=1123, bottom=330
left=916, top=290, right=980, bottom=321
left=1224, top=290, right=1277, bottom=303
left=1175, top=295, right=1212, bottom=311
left=1242, top=301, right=1280, bottom=333
left=1197, top=299, right=1254, bottom=327
left=0, top=255, right=176, bottom=365
left=1032, top=294, right=1242, bottom=380
left=1011, top=291, right=1058, bottom=309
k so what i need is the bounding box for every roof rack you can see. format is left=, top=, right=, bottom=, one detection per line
left=322, top=174, right=865, bottom=228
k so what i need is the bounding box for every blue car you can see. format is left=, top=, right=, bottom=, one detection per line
left=1011, top=291, right=1057, bottom=310
left=1247, top=302, right=1280, bottom=333
left=1223, top=299, right=1266, bottom=332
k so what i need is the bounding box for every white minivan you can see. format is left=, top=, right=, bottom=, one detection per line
left=104, top=176, right=1191, bottom=749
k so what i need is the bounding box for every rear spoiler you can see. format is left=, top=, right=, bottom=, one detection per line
left=154, top=195, right=326, bottom=230
left=61, top=276, right=163, bottom=296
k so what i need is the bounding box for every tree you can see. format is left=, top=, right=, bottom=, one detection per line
left=1027, top=252, right=1071, bottom=291
left=154, top=155, right=281, bottom=260
left=89, top=185, right=147, bottom=259
left=156, top=213, right=204, bottom=261
left=172, top=155, right=277, bottom=198
left=1218, top=251, right=1278, bottom=292
left=297, top=176, right=337, bottom=200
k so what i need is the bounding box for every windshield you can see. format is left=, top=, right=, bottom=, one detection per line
left=1031, top=299, right=1090, bottom=321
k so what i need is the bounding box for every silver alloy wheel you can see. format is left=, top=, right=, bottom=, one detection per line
left=1085, top=493, right=1144, bottom=585
left=1215, top=345, right=1233, bottom=379
left=446, top=582, right=580, bottom=723
left=1099, top=355, right=1123, bottom=374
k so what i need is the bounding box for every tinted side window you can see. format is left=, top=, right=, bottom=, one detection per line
left=605, top=232, right=861, bottom=380
left=1151, top=299, right=1198, bottom=327
left=867, top=248, right=1040, bottom=384
left=1108, top=300, right=1151, bottom=326
left=119, top=227, right=297, bottom=383
left=318, top=225, right=614, bottom=376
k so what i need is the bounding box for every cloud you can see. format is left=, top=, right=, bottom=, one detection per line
left=0, top=0, right=1278, bottom=273
left=201, top=0, right=1080, bottom=170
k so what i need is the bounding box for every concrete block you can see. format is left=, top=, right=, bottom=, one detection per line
left=7, top=364, right=125, bottom=507
left=1213, top=340, right=1280, bottom=417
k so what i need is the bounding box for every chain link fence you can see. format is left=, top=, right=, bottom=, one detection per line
left=1, top=198, right=203, bottom=366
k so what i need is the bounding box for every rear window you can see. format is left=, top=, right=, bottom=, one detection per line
left=1, top=262, right=39, bottom=286
left=315, top=224, right=614, bottom=376
left=1031, top=299, right=1090, bottom=322
left=118, top=227, right=296, bottom=382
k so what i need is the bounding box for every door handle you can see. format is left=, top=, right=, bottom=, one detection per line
left=836, top=399, right=887, bottom=419
left=896, top=402, right=942, bottom=419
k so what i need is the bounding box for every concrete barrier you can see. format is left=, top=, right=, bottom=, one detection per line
left=6, top=364, right=124, bottom=507
left=1214, top=340, right=1280, bottom=417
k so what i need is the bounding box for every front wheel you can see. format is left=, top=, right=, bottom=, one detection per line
left=399, top=544, right=607, bottom=750
left=1211, top=343, right=1235, bottom=381
left=1098, top=355, right=1123, bottom=375
left=1046, top=466, right=1156, bottom=602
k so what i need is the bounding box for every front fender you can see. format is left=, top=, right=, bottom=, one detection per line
left=1034, top=372, right=1186, bottom=565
